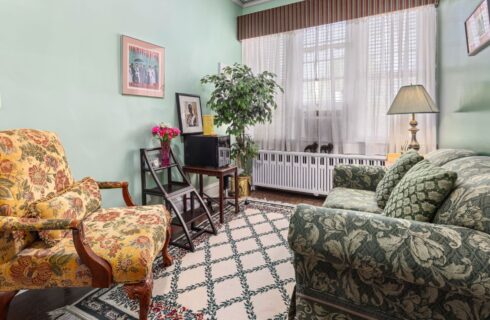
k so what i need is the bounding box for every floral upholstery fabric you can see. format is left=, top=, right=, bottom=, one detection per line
left=323, top=188, right=382, bottom=214
left=289, top=204, right=490, bottom=320
left=0, top=215, right=77, bottom=231
left=83, top=205, right=171, bottom=284
left=434, top=156, right=490, bottom=234
left=0, top=129, right=74, bottom=218
left=0, top=205, right=171, bottom=290
left=28, top=177, right=102, bottom=245
left=383, top=160, right=457, bottom=222
left=294, top=294, right=356, bottom=320
left=0, top=129, right=172, bottom=294
left=0, top=238, right=92, bottom=291
left=425, top=148, right=477, bottom=166
left=375, top=150, right=423, bottom=209
left=0, top=129, right=74, bottom=264
left=333, top=165, right=386, bottom=192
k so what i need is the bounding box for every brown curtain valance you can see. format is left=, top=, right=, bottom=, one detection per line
left=238, top=0, right=438, bottom=40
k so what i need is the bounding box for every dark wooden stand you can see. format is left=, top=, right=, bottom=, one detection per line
left=140, top=147, right=217, bottom=252
left=183, top=165, right=239, bottom=223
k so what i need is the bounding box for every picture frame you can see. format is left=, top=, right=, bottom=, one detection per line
left=122, top=35, right=165, bottom=98
left=465, top=0, right=490, bottom=56
left=176, top=93, right=204, bottom=135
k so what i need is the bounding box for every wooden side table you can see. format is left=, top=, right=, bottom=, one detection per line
left=183, top=165, right=239, bottom=223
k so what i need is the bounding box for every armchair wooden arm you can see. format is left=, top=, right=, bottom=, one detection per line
left=97, top=181, right=135, bottom=207
left=0, top=215, right=113, bottom=288
left=72, top=222, right=113, bottom=288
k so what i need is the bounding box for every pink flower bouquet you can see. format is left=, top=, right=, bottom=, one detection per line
left=152, top=124, right=181, bottom=143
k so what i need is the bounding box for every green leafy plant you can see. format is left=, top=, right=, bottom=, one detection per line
left=201, top=63, right=283, bottom=176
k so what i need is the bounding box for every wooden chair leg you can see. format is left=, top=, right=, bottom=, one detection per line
left=124, top=276, right=153, bottom=320
left=162, top=224, right=173, bottom=267
left=0, top=291, right=17, bottom=320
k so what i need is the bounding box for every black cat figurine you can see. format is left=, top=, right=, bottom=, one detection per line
left=304, top=142, right=319, bottom=153
left=320, top=143, right=334, bottom=154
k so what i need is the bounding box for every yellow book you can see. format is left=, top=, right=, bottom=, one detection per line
left=203, top=115, right=216, bottom=136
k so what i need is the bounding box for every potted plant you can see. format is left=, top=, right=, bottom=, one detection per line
left=152, top=123, right=181, bottom=167
left=201, top=63, right=283, bottom=196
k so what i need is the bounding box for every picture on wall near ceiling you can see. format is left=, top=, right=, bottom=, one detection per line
left=465, top=0, right=490, bottom=56
left=122, top=35, right=165, bottom=98
left=176, top=93, right=203, bottom=135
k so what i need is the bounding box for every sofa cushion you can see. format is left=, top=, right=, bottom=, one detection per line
left=28, top=177, right=102, bottom=245
left=323, top=188, right=382, bottom=214
left=425, top=149, right=476, bottom=166
left=434, top=156, right=490, bottom=233
left=375, top=150, right=423, bottom=209
left=384, top=160, right=457, bottom=222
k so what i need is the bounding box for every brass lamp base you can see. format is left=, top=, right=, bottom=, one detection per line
left=408, top=113, right=420, bottom=151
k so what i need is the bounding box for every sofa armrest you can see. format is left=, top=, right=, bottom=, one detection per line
left=0, top=216, right=79, bottom=232
left=288, top=204, right=490, bottom=299
left=333, top=165, right=386, bottom=191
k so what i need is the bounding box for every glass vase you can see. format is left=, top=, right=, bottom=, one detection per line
left=160, top=140, right=171, bottom=167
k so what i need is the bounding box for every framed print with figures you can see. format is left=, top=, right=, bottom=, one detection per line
left=122, top=35, right=165, bottom=97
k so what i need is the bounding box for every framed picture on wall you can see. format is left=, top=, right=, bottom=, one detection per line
left=465, top=0, right=490, bottom=56
left=122, top=35, right=165, bottom=98
left=176, top=93, right=203, bottom=135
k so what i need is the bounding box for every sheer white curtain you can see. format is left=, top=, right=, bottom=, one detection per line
left=243, top=5, right=437, bottom=155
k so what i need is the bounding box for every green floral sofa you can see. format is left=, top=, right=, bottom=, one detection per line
left=288, top=149, right=490, bottom=320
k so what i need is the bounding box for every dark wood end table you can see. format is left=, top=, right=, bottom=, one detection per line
left=182, top=165, right=239, bottom=223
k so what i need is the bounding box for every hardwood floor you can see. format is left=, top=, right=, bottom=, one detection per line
left=6, top=188, right=321, bottom=320
left=250, top=187, right=325, bottom=206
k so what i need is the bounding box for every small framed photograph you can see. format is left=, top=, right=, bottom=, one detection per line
left=122, top=35, right=165, bottom=98
left=176, top=93, right=203, bottom=135
left=465, top=0, right=490, bottom=56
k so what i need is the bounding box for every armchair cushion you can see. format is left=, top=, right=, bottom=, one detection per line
left=0, top=129, right=75, bottom=263
left=375, top=150, right=423, bottom=208
left=0, top=238, right=93, bottom=291
left=0, top=205, right=171, bottom=290
left=333, top=165, right=386, bottom=192
left=28, top=177, right=102, bottom=245
left=0, top=129, right=74, bottom=218
left=323, top=188, right=382, bottom=214
left=84, top=205, right=171, bottom=283
left=384, top=160, right=457, bottom=222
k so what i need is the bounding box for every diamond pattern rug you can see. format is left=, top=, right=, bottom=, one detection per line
left=49, top=199, right=295, bottom=320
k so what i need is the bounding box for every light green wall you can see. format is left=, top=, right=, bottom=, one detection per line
left=438, top=0, right=490, bottom=155
left=0, top=0, right=241, bottom=206
left=242, top=0, right=303, bottom=15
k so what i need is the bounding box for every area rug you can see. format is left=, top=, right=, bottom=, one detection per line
left=49, top=199, right=296, bottom=320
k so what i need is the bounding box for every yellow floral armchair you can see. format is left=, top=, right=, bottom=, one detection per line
left=0, top=129, right=173, bottom=320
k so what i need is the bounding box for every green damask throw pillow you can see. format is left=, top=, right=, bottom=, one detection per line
left=383, top=160, right=457, bottom=222
left=375, top=150, right=424, bottom=209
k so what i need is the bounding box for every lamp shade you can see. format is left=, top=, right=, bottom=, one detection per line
left=387, top=85, right=438, bottom=115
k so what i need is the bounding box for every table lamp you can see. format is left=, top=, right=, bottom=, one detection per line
left=387, top=85, right=438, bottom=151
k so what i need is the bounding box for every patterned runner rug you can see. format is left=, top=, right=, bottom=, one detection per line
left=49, top=199, right=295, bottom=320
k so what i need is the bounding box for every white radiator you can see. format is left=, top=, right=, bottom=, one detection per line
left=252, top=150, right=386, bottom=196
